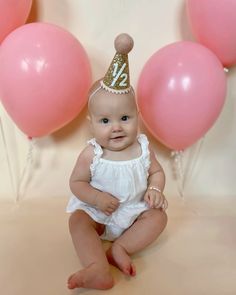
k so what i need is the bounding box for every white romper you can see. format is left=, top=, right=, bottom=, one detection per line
left=66, top=134, right=150, bottom=241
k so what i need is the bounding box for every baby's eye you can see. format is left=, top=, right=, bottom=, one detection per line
left=121, top=115, right=129, bottom=121
left=101, top=118, right=109, bottom=124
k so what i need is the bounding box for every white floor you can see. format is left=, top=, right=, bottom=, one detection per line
left=1, top=195, right=236, bottom=295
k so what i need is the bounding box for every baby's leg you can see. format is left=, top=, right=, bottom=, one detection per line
left=107, top=208, right=167, bottom=276
left=68, top=210, right=113, bottom=290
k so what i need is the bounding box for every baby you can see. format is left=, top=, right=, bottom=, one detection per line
left=66, top=34, right=168, bottom=290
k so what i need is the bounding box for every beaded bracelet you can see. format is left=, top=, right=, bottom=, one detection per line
left=148, top=186, right=162, bottom=193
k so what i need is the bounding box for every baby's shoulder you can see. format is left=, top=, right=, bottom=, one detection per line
left=78, top=145, right=95, bottom=164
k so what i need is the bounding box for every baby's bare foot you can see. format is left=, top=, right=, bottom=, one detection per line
left=67, top=263, right=114, bottom=290
left=106, top=243, right=136, bottom=276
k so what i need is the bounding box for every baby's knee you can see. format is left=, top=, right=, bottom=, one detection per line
left=68, top=210, right=93, bottom=232
left=145, top=208, right=168, bottom=228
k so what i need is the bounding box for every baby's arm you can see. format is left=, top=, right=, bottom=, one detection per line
left=144, top=147, right=167, bottom=209
left=69, top=146, right=119, bottom=216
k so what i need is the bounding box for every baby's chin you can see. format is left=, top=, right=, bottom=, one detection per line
left=109, top=140, right=136, bottom=152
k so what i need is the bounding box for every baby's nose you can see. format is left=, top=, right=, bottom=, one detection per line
left=112, top=122, right=122, bottom=132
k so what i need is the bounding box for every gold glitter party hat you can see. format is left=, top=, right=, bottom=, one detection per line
left=100, top=33, right=134, bottom=94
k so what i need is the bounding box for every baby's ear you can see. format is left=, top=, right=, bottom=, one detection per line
left=87, top=115, right=93, bottom=131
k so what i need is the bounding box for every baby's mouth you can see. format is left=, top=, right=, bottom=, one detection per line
left=110, top=135, right=125, bottom=140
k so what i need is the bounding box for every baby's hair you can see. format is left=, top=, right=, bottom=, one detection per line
left=88, top=82, right=136, bottom=111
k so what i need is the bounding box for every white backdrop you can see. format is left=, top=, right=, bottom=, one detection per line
left=1, top=0, right=236, bottom=202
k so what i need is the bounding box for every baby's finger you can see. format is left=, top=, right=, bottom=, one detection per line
left=161, top=198, right=168, bottom=211
left=144, top=193, right=153, bottom=207
left=148, top=193, right=159, bottom=208
left=154, top=195, right=163, bottom=208
left=107, top=205, right=116, bottom=211
left=150, top=197, right=157, bottom=208
left=111, top=201, right=120, bottom=208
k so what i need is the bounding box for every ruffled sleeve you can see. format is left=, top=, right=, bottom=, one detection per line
left=87, top=138, right=103, bottom=177
left=138, top=134, right=151, bottom=175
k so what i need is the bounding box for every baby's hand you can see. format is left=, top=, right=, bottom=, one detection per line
left=144, top=187, right=167, bottom=210
left=95, top=192, right=120, bottom=216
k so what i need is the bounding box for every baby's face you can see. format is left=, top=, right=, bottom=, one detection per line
left=89, top=89, right=139, bottom=151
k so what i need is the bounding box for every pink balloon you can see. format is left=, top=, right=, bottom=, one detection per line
left=137, top=41, right=226, bottom=151
left=0, top=0, right=32, bottom=44
left=0, top=23, right=91, bottom=137
left=187, top=0, right=236, bottom=67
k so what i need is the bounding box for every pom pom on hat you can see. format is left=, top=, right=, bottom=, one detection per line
left=114, top=33, right=134, bottom=54
left=101, top=33, right=134, bottom=94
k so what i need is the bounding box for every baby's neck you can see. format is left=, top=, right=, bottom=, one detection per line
left=102, top=140, right=141, bottom=161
